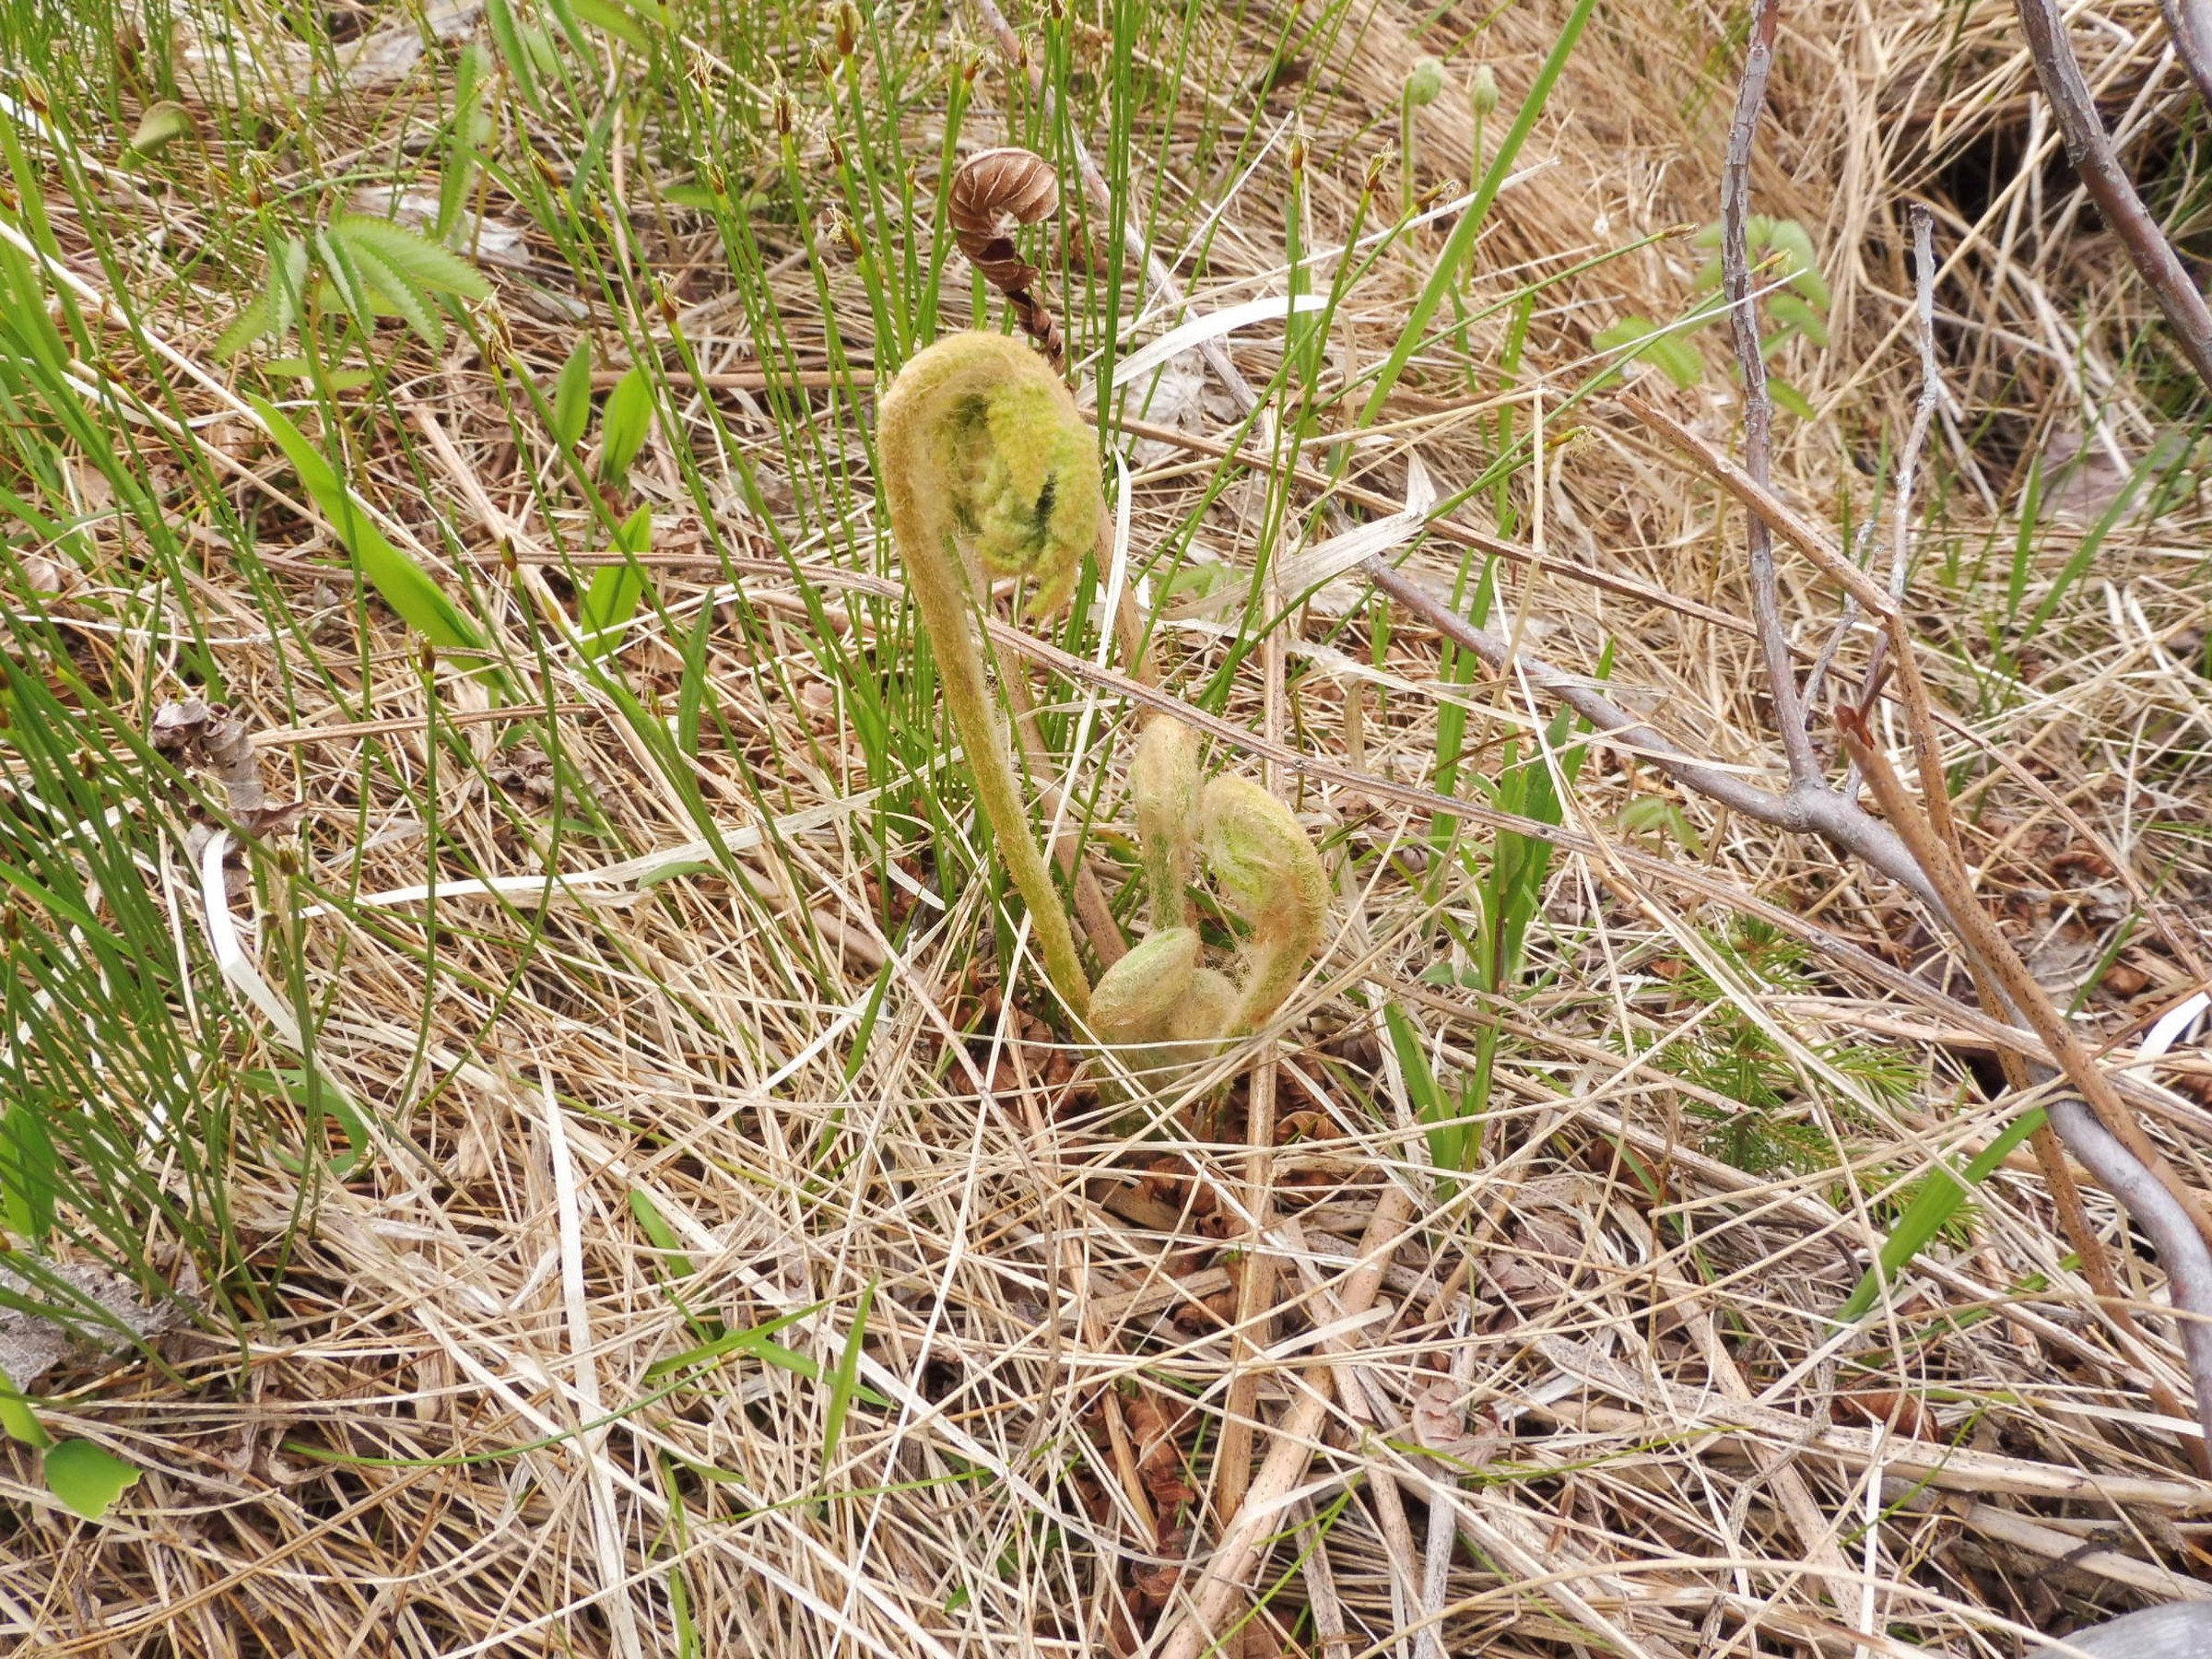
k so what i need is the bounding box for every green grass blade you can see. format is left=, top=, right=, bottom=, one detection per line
left=1355, top=0, right=1598, bottom=429
left=248, top=396, right=492, bottom=664
left=1837, top=1109, right=2046, bottom=1324
left=821, top=1277, right=877, bottom=1469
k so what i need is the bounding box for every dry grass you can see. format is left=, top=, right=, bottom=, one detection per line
left=3, top=0, right=2211, bottom=1655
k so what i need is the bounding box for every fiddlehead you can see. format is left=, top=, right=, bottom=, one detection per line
left=950, top=147, right=1066, bottom=372
left=1090, top=925, right=1198, bottom=1047
left=1201, top=776, right=1329, bottom=1034
left=877, top=330, right=1102, bottom=1018
left=1129, top=716, right=1200, bottom=933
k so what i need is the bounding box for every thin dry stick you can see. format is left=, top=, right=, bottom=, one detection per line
left=2014, top=0, right=2212, bottom=393
left=1158, top=1184, right=1414, bottom=1659
left=1840, top=711, right=2212, bottom=1447
left=1415, top=1330, right=1478, bottom=1659
left=1875, top=211, right=2196, bottom=1455
left=2161, top=0, right=2212, bottom=110
left=1215, top=461, right=1295, bottom=1530
left=1719, top=0, right=1817, bottom=787
left=1641, top=390, right=2212, bottom=1300
left=1857, top=206, right=1943, bottom=704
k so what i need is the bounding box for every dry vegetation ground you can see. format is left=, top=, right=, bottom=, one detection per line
left=2, top=0, right=2211, bottom=1653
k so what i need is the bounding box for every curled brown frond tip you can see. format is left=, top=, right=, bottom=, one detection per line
left=949, top=147, right=1065, bottom=371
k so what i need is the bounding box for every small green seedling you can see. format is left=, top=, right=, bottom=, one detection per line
left=218, top=214, right=492, bottom=374
left=1591, top=215, right=1830, bottom=417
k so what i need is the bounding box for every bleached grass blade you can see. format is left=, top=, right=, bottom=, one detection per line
left=538, top=1071, right=645, bottom=1659
left=1110, top=294, right=1329, bottom=390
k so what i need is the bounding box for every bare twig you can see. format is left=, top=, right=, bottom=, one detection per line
left=1888, top=206, right=1943, bottom=609
left=2162, top=0, right=2212, bottom=124
left=1360, top=555, right=1942, bottom=907
left=1841, top=710, right=2212, bottom=1448
left=1719, top=0, right=1817, bottom=786
left=2015, top=0, right=2212, bottom=394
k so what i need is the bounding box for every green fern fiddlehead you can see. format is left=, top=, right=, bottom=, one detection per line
left=877, top=330, right=1100, bottom=1018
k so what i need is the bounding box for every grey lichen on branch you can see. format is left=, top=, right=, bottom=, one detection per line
left=877, top=330, right=1102, bottom=1018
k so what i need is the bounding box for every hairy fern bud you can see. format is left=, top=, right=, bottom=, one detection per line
left=878, top=331, right=1103, bottom=1016
left=1090, top=925, right=1199, bottom=1045
left=1130, top=717, right=1201, bottom=931
left=1201, top=776, right=1328, bottom=1031
left=1165, top=966, right=1239, bottom=1064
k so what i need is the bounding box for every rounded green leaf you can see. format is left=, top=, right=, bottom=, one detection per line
left=552, top=335, right=594, bottom=450
left=126, top=101, right=194, bottom=157
left=598, top=365, right=654, bottom=485
left=44, top=1439, right=141, bottom=1521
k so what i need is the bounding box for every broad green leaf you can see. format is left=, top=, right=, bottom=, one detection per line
left=1593, top=316, right=1700, bottom=387
left=249, top=397, right=489, bottom=664
left=1642, top=332, right=1705, bottom=388
left=552, top=335, right=593, bottom=449
left=1838, top=1110, right=2046, bottom=1323
left=597, top=364, right=653, bottom=484
left=519, top=20, right=564, bottom=77
left=1590, top=315, right=1658, bottom=357
left=1768, top=291, right=1829, bottom=348
left=644, top=1303, right=822, bottom=1381
left=1386, top=1002, right=1468, bottom=1174
left=627, top=1190, right=695, bottom=1277
left=453, top=41, right=493, bottom=147
left=330, top=214, right=490, bottom=300
left=1765, top=218, right=1830, bottom=311
left=580, top=505, right=652, bottom=657
left=0, top=1100, right=59, bottom=1243
left=1769, top=377, right=1815, bottom=420
left=1618, top=795, right=1705, bottom=857
left=663, top=184, right=726, bottom=213
left=44, top=1439, right=141, bottom=1520
left=0, top=1381, right=48, bottom=1448
left=572, top=0, right=651, bottom=50
left=126, top=101, right=194, bottom=156
left=484, top=0, right=544, bottom=112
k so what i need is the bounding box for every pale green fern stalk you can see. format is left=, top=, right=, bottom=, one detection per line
left=877, top=332, right=1100, bottom=1018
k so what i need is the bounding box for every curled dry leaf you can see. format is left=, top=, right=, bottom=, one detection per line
left=154, top=698, right=304, bottom=845
left=948, top=147, right=1065, bottom=369
left=1123, top=1391, right=1197, bottom=1505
